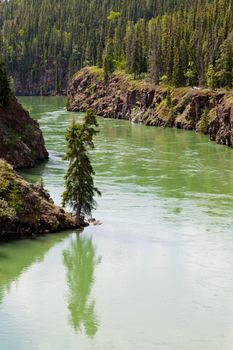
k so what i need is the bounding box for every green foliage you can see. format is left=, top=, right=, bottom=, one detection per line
left=0, top=161, right=23, bottom=215
left=62, top=110, right=101, bottom=223
left=7, top=183, right=23, bottom=214
left=185, top=62, right=197, bottom=87
left=159, top=75, right=169, bottom=85
left=18, top=28, right=25, bottom=37
left=0, top=0, right=191, bottom=93
left=215, top=34, right=233, bottom=88
left=206, top=64, right=216, bottom=89
left=163, top=89, right=175, bottom=127
left=125, top=19, right=148, bottom=79
left=103, top=39, right=114, bottom=82
left=21, top=102, right=32, bottom=114
left=166, top=89, right=173, bottom=108
left=0, top=199, right=17, bottom=220
left=37, top=178, right=45, bottom=191
left=1, top=0, right=233, bottom=91
left=88, top=67, right=104, bottom=81
left=63, top=236, right=101, bottom=336
left=107, top=11, right=121, bottom=21
left=198, top=108, right=210, bottom=134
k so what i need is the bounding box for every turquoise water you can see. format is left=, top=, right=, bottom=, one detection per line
left=0, top=96, right=233, bottom=349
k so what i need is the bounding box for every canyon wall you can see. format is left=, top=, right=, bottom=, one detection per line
left=0, top=160, right=80, bottom=241
left=0, top=96, right=49, bottom=168
left=67, top=68, right=233, bottom=148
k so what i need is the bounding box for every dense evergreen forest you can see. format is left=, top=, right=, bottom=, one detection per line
left=1, top=0, right=233, bottom=94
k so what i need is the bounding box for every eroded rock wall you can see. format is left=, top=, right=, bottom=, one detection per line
left=0, top=97, right=48, bottom=168
left=0, top=160, right=79, bottom=241
left=67, top=68, right=233, bottom=148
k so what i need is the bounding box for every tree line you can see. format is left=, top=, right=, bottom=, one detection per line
left=1, top=0, right=233, bottom=93
left=104, top=0, right=233, bottom=88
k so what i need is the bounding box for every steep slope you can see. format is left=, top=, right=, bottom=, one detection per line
left=0, top=160, right=80, bottom=241
left=67, top=68, right=233, bottom=148
left=0, top=96, right=48, bottom=168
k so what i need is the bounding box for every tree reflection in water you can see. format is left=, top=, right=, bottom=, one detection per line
left=63, top=235, right=101, bottom=337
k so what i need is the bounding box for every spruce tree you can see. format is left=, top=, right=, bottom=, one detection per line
left=215, top=36, right=233, bottom=87
left=206, top=64, right=216, bottom=89
left=2, top=0, right=233, bottom=91
left=62, top=110, right=101, bottom=224
left=103, top=39, right=114, bottom=82
left=0, top=61, right=11, bottom=107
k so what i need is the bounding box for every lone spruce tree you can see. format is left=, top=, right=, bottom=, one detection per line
left=62, top=110, right=101, bottom=225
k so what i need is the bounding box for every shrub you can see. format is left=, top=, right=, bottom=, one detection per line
left=0, top=199, right=17, bottom=220
left=198, top=108, right=210, bottom=134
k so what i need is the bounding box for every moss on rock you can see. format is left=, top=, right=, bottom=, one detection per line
left=0, top=96, right=48, bottom=169
left=0, top=160, right=81, bottom=241
left=67, top=68, right=233, bottom=147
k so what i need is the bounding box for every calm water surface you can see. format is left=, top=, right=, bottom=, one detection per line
left=0, top=96, right=233, bottom=349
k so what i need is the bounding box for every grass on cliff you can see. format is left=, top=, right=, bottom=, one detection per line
left=74, top=67, right=231, bottom=136
left=83, top=67, right=155, bottom=89
left=75, top=66, right=105, bottom=81
left=0, top=160, right=23, bottom=219
left=0, top=160, right=45, bottom=223
left=78, top=67, right=233, bottom=102
left=223, top=92, right=233, bottom=108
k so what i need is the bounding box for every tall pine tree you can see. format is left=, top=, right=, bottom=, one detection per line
left=62, top=110, right=101, bottom=224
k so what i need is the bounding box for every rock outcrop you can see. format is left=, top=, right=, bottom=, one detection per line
left=0, top=96, right=49, bottom=168
left=0, top=160, right=81, bottom=241
left=67, top=67, right=233, bottom=148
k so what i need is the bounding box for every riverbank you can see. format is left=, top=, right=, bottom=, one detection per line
left=0, top=159, right=83, bottom=241
left=0, top=96, right=48, bottom=169
left=1, top=96, right=233, bottom=349
left=67, top=67, right=233, bottom=148
left=0, top=95, right=72, bottom=240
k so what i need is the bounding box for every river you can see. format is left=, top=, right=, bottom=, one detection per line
left=0, top=96, right=233, bottom=349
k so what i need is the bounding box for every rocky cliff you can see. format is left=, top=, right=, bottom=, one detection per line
left=0, top=96, right=49, bottom=168
left=0, top=160, right=80, bottom=241
left=67, top=67, right=233, bottom=148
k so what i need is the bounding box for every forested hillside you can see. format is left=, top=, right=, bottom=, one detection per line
left=1, top=0, right=233, bottom=94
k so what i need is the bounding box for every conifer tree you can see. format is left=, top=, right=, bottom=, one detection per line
left=206, top=64, right=216, bottom=89
left=103, top=39, right=114, bottom=82
left=215, top=36, right=233, bottom=87
left=2, top=0, right=233, bottom=91
left=125, top=21, right=135, bottom=74
left=0, top=61, right=11, bottom=107
left=62, top=110, right=101, bottom=224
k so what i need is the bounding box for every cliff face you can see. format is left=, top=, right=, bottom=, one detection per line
left=67, top=68, right=233, bottom=148
left=13, top=70, right=66, bottom=96
left=0, top=160, right=79, bottom=241
left=0, top=96, right=49, bottom=168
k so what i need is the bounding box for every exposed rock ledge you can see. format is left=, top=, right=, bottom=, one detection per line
left=67, top=67, right=233, bottom=148
left=0, top=160, right=81, bottom=241
left=0, top=96, right=48, bottom=169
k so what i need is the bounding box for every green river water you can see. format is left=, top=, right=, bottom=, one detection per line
left=0, top=96, right=233, bottom=349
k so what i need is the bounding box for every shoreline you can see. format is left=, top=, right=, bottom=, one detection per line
left=67, top=67, right=233, bottom=149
